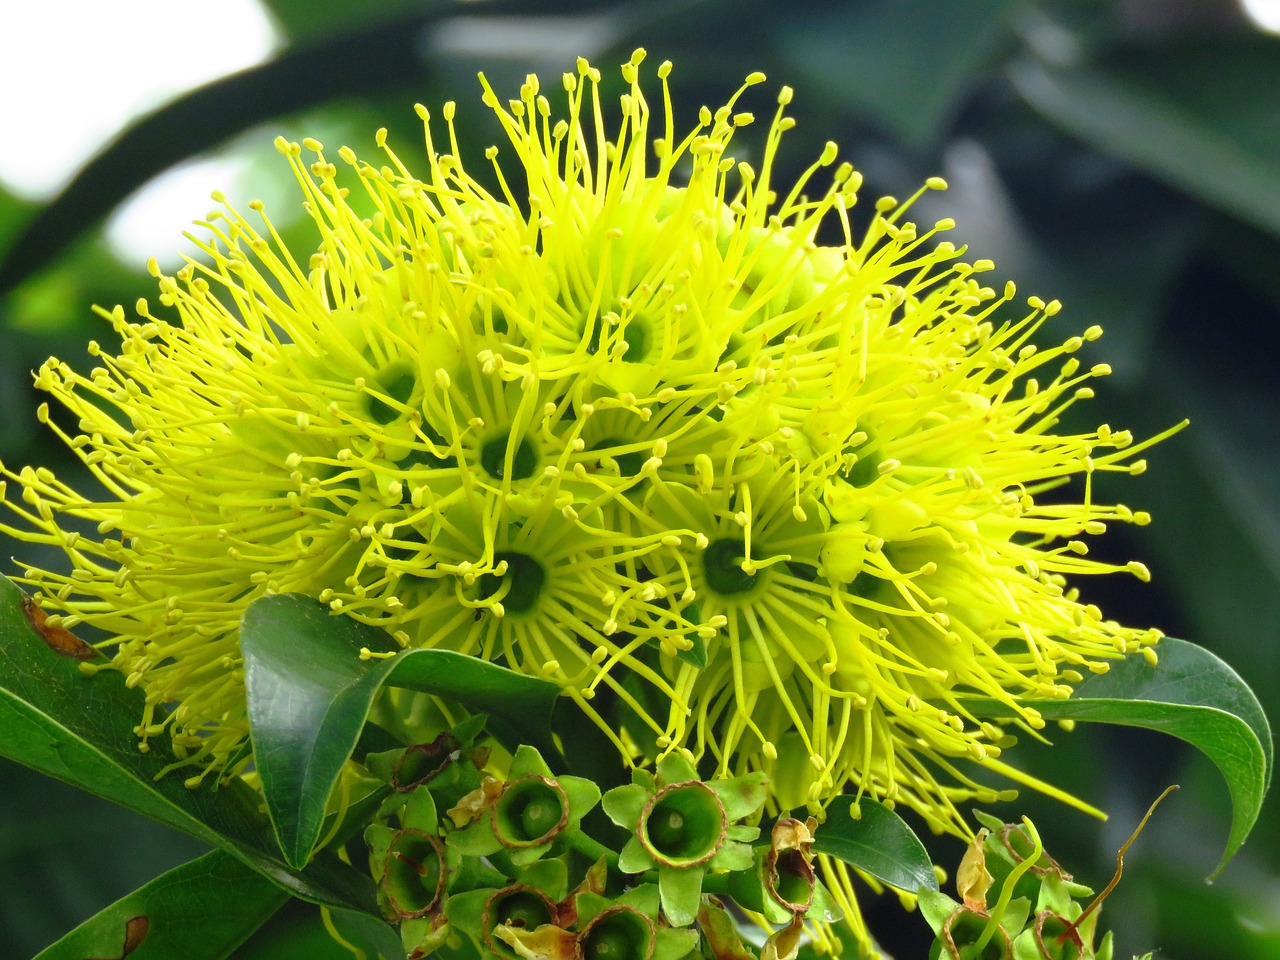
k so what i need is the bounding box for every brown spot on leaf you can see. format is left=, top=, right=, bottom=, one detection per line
left=120, top=916, right=148, bottom=956
left=21, top=593, right=99, bottom=660
left=85, top=915, right=148, bottom=960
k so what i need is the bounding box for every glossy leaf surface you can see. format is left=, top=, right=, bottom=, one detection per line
left=812, top=796, right=939, bottom=894
left=781, top=0, right=1021, bottom=152
left=241, top=593, right=559, bottom=868
left=0, top=576, right=375, bottom=912
left=963, top=637, right=1271, bottom=878
left=32, top=850, right=286, bottom=960
left=1014, top=37, right=1280, bottom=239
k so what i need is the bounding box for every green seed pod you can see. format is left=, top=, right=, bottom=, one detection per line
left=578, top=905, right=656, bottom=960
left=939, top=908, right=1012, bottom=960
left=493, top=775, right=571, bottom=848
left=483, top=885, right=560, bottom=958
left=380, top=829, right=447, bottom=919
left=637, top=780, right=727, bottom=868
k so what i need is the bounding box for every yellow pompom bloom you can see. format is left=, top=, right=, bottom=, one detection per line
left=2, top=52, right=1172, bottom=855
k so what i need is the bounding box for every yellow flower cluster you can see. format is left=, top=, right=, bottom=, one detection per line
left=2, top=52, right=1171, bottom=847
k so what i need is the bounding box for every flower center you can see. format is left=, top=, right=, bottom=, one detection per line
left=703, top=537, right=759, bottom=596
left=480, top=435, right=538, bottom=481
left=480, top=551, right=547, bottom=614
left=581, top=908, right=653, bottom=960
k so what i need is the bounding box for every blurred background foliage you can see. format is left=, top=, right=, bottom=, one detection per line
left=1, top=0, right=1277, bottom=957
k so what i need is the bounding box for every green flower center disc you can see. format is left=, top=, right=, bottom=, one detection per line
left=481, top=434, right=538, bottom=481
left=480, top=552, right=546, bottom=614
left=703, top=537, right=760, bottom=596
left=382, top=830, right=446, bottom=918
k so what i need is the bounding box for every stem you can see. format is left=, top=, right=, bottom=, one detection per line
left=563, top=827, right=620, bottom=868
left=974, top=816, right=1042, bottom=954
left=1062, top=784, right=1179, bottom=943
left=701, top=873, right=731, bottom=895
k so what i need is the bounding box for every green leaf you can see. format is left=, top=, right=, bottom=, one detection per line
left=326, top=908, right=407, bottom=960
left=240, top=593, right=560, bottom=869
left=1012, top=36, right=1280, bottom=239
left=0, top=576, right=376, bottom=912
left=962, top=638, right=1271, bottom=879
left=811, top=796, right=939, bottom=893
left=32, top=849, right=286, bottom=960
left=260, top=0, right=420, bottom=43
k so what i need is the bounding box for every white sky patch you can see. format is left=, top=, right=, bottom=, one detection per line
left=0, top=0, right=281, bottom=201
left=104, top=151, right=291, bottom=268
left=1240, top=0, right=1280, bottom=31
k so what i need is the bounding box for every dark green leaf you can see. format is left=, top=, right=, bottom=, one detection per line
left=812, top=796, right=938, bottom=893
left=780, top=0, right=1023, bottom=152
left=240, top=593, right=560, bottom=869
left=962, top=638, right=1271, bottom=879
left=326, top=907, right=407, bottom=960
left=1012, top=36, right=1280, bottom=238
left=33, top=850, right=286, bottom=960
left=261, top=0, right=421, bottom=43
left=0, top=576, right=376, bottom=912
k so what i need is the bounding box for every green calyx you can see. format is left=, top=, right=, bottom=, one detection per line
left=921, top=812, right=1141, bottom=960
left=494, top=775, right=570, bottom=848
left=1030, top=912, right=1086, bottom=960
left=638, top=781, right=726, bottom=868
left=765, top=818, right=817, bottom=914
left=601, top=753, right=766, bottom=927
left=381, top=829, right=448, bottom=919
left=446, top=744, right=601, bottom=866
left=942, top=907, right=1013, bottom=960
left=579, top=905, right=656, bottom=960
left=390, top=732, right=463, bottom=791
left=366, top=716, right=489, bottom=823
